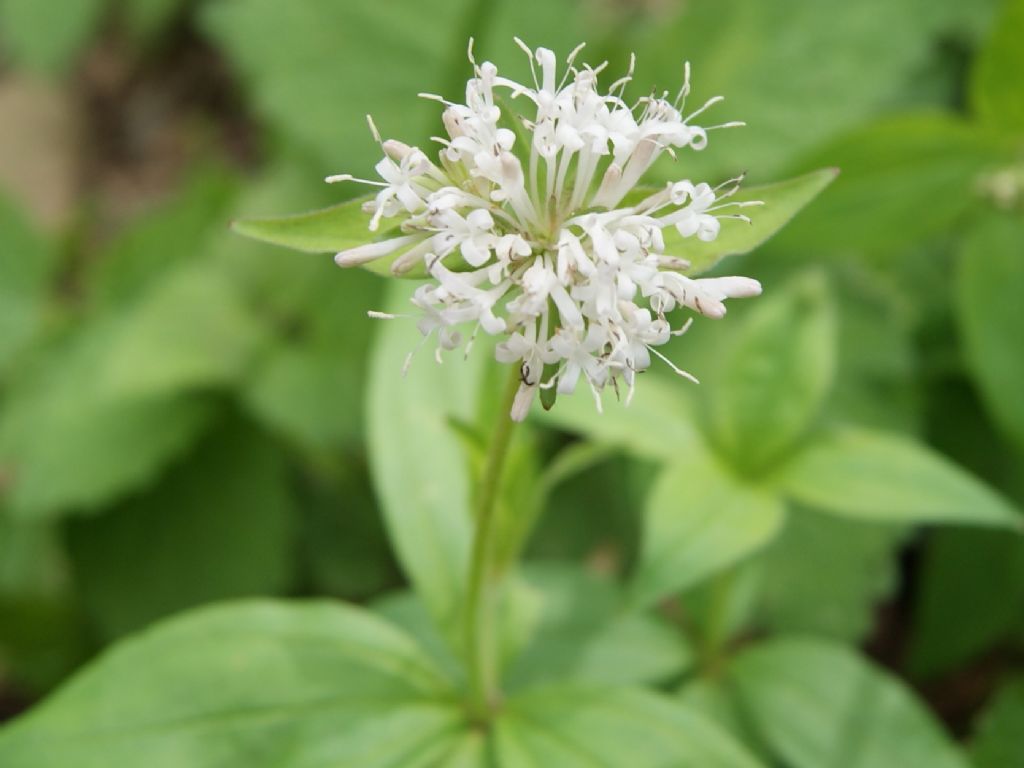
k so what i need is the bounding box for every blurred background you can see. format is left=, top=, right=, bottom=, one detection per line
left=0, top=0, right=1022, bottom=751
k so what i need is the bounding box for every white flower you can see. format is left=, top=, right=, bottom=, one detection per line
left=330, top=39, right=763, bottom=421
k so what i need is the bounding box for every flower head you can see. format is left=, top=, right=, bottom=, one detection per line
left=331, top=40, right=763, bottom=421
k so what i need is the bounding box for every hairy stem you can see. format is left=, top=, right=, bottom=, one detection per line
left=465, top=367, right=521, bottom=723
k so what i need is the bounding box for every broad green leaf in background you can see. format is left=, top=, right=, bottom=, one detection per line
left=925, top=0, right=1003, bottom=43
left=367, top=282, right=482, bottom=629
left=0, top=0, right=106, bottom=75
left=505, top=564, right=692, bottom=691
left=97, top=263, right=264, bottom=399
left=754, top=511, right=907, bottom=642
left=827, top=262, right=921, bottom=433
left=971, top=677, right=1024, bottom=768
left=495, top=686, right=767, bottom=768
left=909, top=528, right=1024, bottom=678
left=775, top=114, right=1015, bottom=255
left=0, top=193, right=54, bottom=372
left=631, top=443, right=787, bottom=609
left=535, top=372, right=701, bottom=463
left=957, top=213, right=1024, bottom=450
left=730, top=638, right=971, bottom=768
left=201, top=0, right=476, bottom=173
left=371, top=590, right=465, bottom=688
left=240, top=270, right=380, bottom=449
left=778, top=426, right=1023, bottom=528
left=971, top=0, right=1024, bottom=134
left=676, top=679, right=764, bottom=760
left=65, top=420, right=297, bottom=640
left=0, top=601, right=460, bottom=767
left=87, top=169, right=240, bottom=310
left=704, top=271, right=836, bottom=475
left=639, top=0, right=940, bottom=180
left=0, top=325, right=214, bottom=519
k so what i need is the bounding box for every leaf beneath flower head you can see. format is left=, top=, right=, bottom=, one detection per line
left=670, top=168, right=838, bottom=275
left=232, top=194, right=429, bottom=279
left=623, top=168, right=837, bottom=276
left=234, top=168, right=837, bottom=280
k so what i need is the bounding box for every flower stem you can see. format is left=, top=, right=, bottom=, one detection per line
left=465, top=367, right=521, bottom=723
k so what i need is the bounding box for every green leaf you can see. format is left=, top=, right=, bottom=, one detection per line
left=239, top=260, right=382, bottom=450
left=755, top=511, right=907, bottom=642
left=0, top=601, right=462, bottom=767
left=495, top=686, right=767, bottom=767
left=909, top=528, right=1024, bottom=678
left=505, top=564, right=692, bottom=690
left=730, top=637, right=971, bottom=768
left=535, top=371, right=702, bottom=463
left=971, top=676, right=1024, bottom=768
left=0, top=192, right=55, bottom=372
left=776, top=426, right=1024, bottom=528
left=0, top=0, right=106, bottom=75
left=704, top=271, right=836, bottom=475
left=366, top=282, right=482, bottom=628
left=232, top=195, right=429, bottom=279
left=638, top=0, right=941, bottom=180
left=65, top=420, right=297, bottom=640
left=828, top=262, right=920, bottom=432
left=97, top=263, right=265, bottom=399
left=631, top=443, right=787, bottom=609
left=957, top=212, right=1024, bottom=450
left=776, top=114, right=1015, bottom=255
left=971, top=0, right=1024, bottom=133
left=201, top=0, right=475, bottom=172
left=630, top=169, right=837, bottom=276
left=0, top=324, right=214, bottom=518
left=88, top=169, right=239, bottom=310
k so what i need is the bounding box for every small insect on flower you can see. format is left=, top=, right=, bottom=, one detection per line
left=330, top=39, right=763, bottom=421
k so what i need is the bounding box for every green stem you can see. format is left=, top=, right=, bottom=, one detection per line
left=465, top=367, right=521, bottom=723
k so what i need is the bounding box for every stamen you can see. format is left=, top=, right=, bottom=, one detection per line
left=648, top=345, right=699, bottom=383
left=684, top=95, right=724, bottom=123
left=325, top=173, right=387, bottom=188
left=674, top=61, right=692, bottom=108
left=366, top=114, right=382, bottom=144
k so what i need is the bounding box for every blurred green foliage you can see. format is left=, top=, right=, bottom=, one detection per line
left=0, top=0, right=1022, bottom=764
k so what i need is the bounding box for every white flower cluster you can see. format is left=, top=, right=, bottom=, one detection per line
left=330, top=40, right=763, bottom=421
